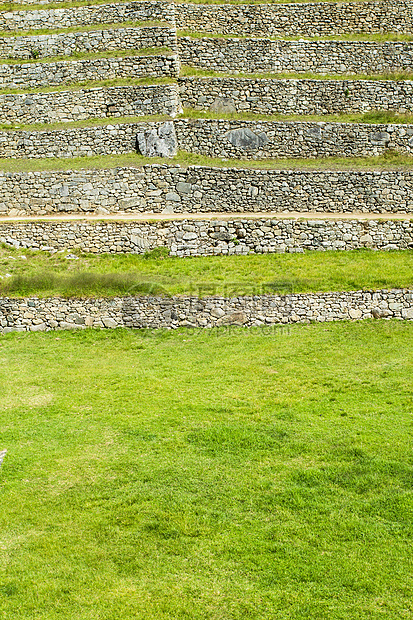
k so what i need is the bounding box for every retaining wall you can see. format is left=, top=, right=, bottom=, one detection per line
left=0, top=2, right=175, bottom=31
left=0, top=166, right=412, bottom=217
left=0, top=84, right=180, bottom=125
left=1, top=217, right=413, bottom=255
left=3, top=119, right=413, bottom=160
left=0, top=55, right=179, bottom=90
left=0, top=26, right=176, bottom=60
left=178, top=38, right=413, bottom=75
left=179, top=77, right=413, bottom=115
left=173, top=119, right=413, bottom=159
left=176, top=1, right=413, bottom=37
left=0, top=122, right=148, bottom=159
left=1, top=289, right=413, bottom=333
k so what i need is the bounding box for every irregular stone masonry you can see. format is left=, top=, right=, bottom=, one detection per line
left=1, top=119, right=413, bottom=160
left=1, top=0, right=410, bottom=36
left=177, top=38, right=413, bottom=75
left=0, top=26, right=177, bottom=60
left=0, top=166, right=412, bottom=217
left=8, top=76, right=413, bottom=127
left=173, top=119, right=413, bottom=159
left=0, top=2, right=175, bottom=31
left=179, top=77, right=413, bottom=115
left=0, top=84, right=180, bottom=125
left=0, top=122, right=145, bottom=159
left=0, top=55, right=179, bottom=90
left=1, top=289, right=413, bottom=334
left=1, top=217, right=413, bottom=255
left=176, top=1, right=413, bottom=37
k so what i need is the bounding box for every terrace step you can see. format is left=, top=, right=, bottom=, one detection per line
left=178, top=37, right=413, bottom=75
left=0, top=54, right=179, bottom=90
left=1, top=213, right=413, bottom=255
left=176, top=0, right=413, bottom=37
left=179, top=76, right=413, bottom=116
left=0, top=1, right=175, bottom=31
left=1, top=118, right=413, bottom=160
left=0, top=25, right=177, bottom=60
left=0, top=83, right=180, bottom=124
left=0, top=165, right=411, bottom=217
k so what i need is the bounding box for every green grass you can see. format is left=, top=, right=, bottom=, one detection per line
left=0, top=76, right=176, bottom=96
left=179, top=65, right=413, bottom=81
left=178, top=29, right=413, bottom=42
left=0, top=20, right=170, bottom=37
left=0, top=46, right=173, bottom=66
left=0, top=114, right=170, bottom=132
left=1, top=320, right=413, bottom=618
left=1, top=247, right=413, bottom=298
left=0, top=0, right=377, bottom=9
left=182, top=108, right=413, bottom=125
left=0, top=150, right=412, bottom=173
left=3, top=109, right=413, bottom=133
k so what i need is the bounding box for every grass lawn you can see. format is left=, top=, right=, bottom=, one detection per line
left=0, top=321, right=413, bottom=619
left=1, top=247, right=413, bottom=298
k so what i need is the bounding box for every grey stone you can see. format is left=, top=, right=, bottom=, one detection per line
left=166, top=192, right=181, bottom=202
left=209, top=97, right=236, bottom=113
left=136, top=121, right=178, bottom=158
left=369, top=131, right=390, bottom=145
left=176, top=182, right=192, bottom=194
left=211, top=307, right=225, bottom=318
left=225, top=127, right=268, bottom=149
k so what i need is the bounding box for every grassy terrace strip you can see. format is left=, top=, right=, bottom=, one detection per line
left=1, top=247, right=413, bottom=297
left=0, top=72, right=411, bottom=96
left=1, top=321, right=413, bottom=618
left=0, top=151, right=412, bottom=173
left=0, top=46, right=173, bottom=65
left=0, top=114, right=170, bottom=132
left=3, top=110, right=413, bottom=132
left=182, top=109, right=413, bottom=125
left=0, top=20, right=169, bottom=37
left=177, top=30, right=413, bottom=42
left=179, top=66, right=413, bottom=81
left=0, top=76, right=175, bottom=95
left=0, top=0, right=379, bottom=8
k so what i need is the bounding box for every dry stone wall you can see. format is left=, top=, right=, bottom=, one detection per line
left=1, top=289, right=413, bottom=334
left=0, top=122, right=149, bottom=159
left=0, top=26, right=176, bottom=60
left=176, top=0, right=413, bottom=37
left=0, top=84, right=180, bottom=125
left=2, top=217, right=413, bottom=255
left=0, top=166, right=412, bottom=217
left=173, top=119, right=413, bottom=160
left=0, top=2, right=175, bottom=31
left=0, top=55, right=179, bottom=90
left=3, top=119, right=413, bottom=160
left=178, top=38, right=413, bottom=75
left=179, top=77, right=413, bottom=115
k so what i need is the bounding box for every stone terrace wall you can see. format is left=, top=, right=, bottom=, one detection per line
left=0, top=122, right=149, bottom=159
left=0, top=27, right=176, bottom=60
left=0, top=55, right=179, bottom=90
left=0, top=166, right=412, bottom=216
left=0, top=2, right=175, bottom=31
left=6, top=118, right=411, bottom=161
left=173, top=119, right=413, bottom=159
left=1, top=217, right=413, bottom=255
left=179, top=77, right=413, bottom=115
left=0, top=84, right=180, bottom=125
left=176, top=1, right=413, bottom=37
left=1, top=289, right=413, bottom=334
left=177, top=38, right=413, bottom=75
